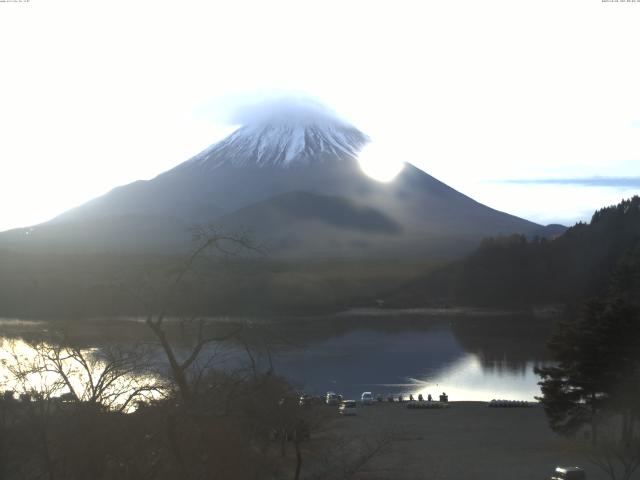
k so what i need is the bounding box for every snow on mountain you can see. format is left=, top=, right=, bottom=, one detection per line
left=181, top=103, right=368, bottom=169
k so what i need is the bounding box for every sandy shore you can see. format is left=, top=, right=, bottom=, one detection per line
left=326, top=401, right=606, bottom=480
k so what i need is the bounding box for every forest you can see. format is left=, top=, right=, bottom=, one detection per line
left=391, top=196, right=640, bottom=308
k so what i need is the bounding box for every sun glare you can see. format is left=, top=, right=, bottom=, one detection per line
left=357, top=142, right=405, bottom=182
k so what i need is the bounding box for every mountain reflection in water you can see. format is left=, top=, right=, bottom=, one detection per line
left=269, top=317, right=552, bottom=400
left=0, top=314, right=554, bottom=402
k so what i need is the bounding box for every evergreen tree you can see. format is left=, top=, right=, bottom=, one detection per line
left=536, top=248, right=640, bottom=444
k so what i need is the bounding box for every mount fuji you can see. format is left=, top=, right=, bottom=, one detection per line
left=0, top=102, right=560, bottom=258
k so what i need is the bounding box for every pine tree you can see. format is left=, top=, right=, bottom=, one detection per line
left=536, top=248, right=640, bottom=444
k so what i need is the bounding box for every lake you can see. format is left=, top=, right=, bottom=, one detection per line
left=0, top=312, right=555, bottom=403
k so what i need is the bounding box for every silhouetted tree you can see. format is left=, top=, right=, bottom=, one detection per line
left=586, top=422, right=640, bottom=480
left=536, top=298, right=639, bottom=440
left=122, top=226, right=263, bottom=403
left=536, top=246, right=640, bottom=447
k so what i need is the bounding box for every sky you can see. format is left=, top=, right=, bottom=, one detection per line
left=1, top=0, right=639, bottom=232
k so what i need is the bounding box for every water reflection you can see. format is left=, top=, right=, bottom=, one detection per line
left=0, top=313, right=555, bottom=404
left=265, top=316, right=554, bottom=400
left=411, top=355, right=545, bottom=402
left=450, top=316, right=552, bottom=373
left=270, top=327, right=465, bottom=397
left=0, top=337, right=164, bottom=411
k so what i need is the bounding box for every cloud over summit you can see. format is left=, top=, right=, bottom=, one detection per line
left=228, top=96, right=350, bottom=128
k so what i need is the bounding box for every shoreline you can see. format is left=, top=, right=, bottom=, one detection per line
left=0, top=304, right=562, bottom=326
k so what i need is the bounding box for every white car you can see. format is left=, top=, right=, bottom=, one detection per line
left=339, top=400, right=357, bottom=415
left=325, top=391, right=341, bottom=406
left=550, top=466, right=585, bottom=480
left=361, top=392, right=374, bottom=405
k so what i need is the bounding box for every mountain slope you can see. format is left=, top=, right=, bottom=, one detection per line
left=0, top=102, right=556, bottom=257
left=218, top=191, right=402, bottom=235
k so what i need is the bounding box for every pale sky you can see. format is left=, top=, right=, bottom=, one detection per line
left=1, top=0, right=639, bottom=232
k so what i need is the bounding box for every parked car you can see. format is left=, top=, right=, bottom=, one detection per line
left=325, top=391, right=341, bottom=406
left=299, top=394, right=321, bottom=406
left=361, top=392, right=374, bottom=405
left=550, top=466, right=586, bottom=480
left=339, top=400, right=357, bottom=415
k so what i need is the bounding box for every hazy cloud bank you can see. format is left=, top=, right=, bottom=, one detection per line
left=504, top=177, right=640, bottom=188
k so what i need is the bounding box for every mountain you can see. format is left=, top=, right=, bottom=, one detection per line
left=0, top=102, right=560, bottom=258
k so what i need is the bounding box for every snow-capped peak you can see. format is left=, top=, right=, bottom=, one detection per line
left=185, top=100, right=369, bottom=169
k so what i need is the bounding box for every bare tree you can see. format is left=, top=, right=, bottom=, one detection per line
left=121, top=227, right=264, bottom=404
left=2, top=338, right=162, bottom=412
left=586, top=419, right=640, bottom=480
left=1, top=340, right=64, bottom=480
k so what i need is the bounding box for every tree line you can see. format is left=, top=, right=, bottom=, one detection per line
left=391, top=196, right=640, bottom=308
left=533, top=203, right=640, bottom=480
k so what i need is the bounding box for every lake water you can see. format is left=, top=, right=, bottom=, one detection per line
left=0, top=313, right=554, bottom=402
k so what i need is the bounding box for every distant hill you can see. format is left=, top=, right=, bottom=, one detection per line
left=389, top=196, right=640, bottom=307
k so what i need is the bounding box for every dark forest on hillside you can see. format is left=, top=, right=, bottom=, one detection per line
left=390, top=196, right=640, bottom=308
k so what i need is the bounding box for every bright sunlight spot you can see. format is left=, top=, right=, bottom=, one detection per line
left=357, top=142, right=405, bottom=183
